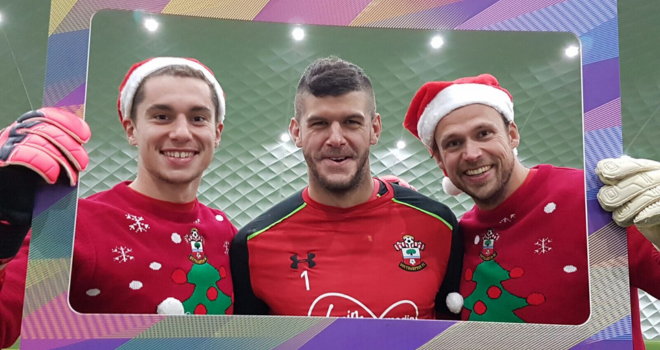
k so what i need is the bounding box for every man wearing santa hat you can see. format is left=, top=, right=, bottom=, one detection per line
left=403, top=74, right=660, bottom=349
left=0, top=57, right=236, bottom=348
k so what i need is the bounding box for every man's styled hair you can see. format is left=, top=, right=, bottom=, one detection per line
left=130, top=65, right=221, bottom=123
left=294, top=56, right=376, bottom=120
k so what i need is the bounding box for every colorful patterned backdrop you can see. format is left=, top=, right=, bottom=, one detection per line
left=21, top=0, right=629, bottom=349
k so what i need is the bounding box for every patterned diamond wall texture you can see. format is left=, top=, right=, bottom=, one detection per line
left=83, top=11, right=583, bottom=229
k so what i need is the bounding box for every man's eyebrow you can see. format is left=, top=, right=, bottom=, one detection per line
left=306, top=114, right=366, bottom=123
left=146, top=104, right=174, bottom=112
left=189, top=106, right=213, bottom=113
left=145, top=105, right=212, bottom=113
left=439, top=122, right=496, bottom=145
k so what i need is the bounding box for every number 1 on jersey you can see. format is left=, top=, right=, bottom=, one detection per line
left=301, top=270, right=310, bottom=291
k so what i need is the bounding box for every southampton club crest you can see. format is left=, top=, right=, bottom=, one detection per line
left=393, top=235, right=427, bottom=272
left=184, top=228, right=207, bottom=264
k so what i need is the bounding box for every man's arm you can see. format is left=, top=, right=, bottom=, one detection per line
left=230, top=226, right=269, bottom=315
left=0, top=108, right=90, bottom=346
left=435, top=212, right=463, bottom=319
left=596, top=156, right=660, bottom=247
left=0, top=232, right=29, bottom=349
left=628, top=225, right=660, bottom=298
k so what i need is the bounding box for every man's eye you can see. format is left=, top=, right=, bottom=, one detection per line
left=193, top=116, right=207, bottom=122
left=154, top=114, right=168, bottom=120
left=444, top=140, right=460, bottom=149
left=478, top=130, right=492, bottom=138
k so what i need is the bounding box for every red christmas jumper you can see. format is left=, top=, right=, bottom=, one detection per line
left=70, top=182, right=236, bottom=315
left=0, top=181, right=236, bottom=348
left=458, top=164, right=660, bottom=349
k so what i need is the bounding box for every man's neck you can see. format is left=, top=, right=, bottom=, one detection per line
left=307, top=176, right=374, bottom=209
left=475, top=162, right=530, bottom=211
left=129, top=174, right=199, bottom=204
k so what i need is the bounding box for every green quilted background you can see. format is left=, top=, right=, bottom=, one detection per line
left=83, top=10, right=582, bottom=226
left=0, top=0, right=49, bottom=124
left=620, top=1, right=660, bottom=159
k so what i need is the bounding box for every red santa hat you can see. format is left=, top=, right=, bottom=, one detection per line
left=403, top=74, right=514, bottom=196
left=117, top=57, right=226, bottom=123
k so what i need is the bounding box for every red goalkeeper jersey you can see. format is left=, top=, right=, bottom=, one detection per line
left=231, top=180, right=463, bottom=319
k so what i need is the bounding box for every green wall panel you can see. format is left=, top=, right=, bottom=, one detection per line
left=0, top=0, right=49, bottom=125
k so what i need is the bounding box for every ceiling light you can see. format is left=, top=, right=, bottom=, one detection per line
left=430, top=36, right=444, bottom=49
left=292, top=28, right=305, bottom=41
left=144, top=18, right=159, bottom=32
left=565, top=45, right=579, bottom=58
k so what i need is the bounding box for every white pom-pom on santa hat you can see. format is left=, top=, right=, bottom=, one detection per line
left=403, top=74, right=517, bottom=196
left=117, top=57, right=226, bottom=123
left=442, top=176, right=463, bottom=196
left=157, top=297, right=185, bottom=315
left=446, top=292, right=464, bottom=314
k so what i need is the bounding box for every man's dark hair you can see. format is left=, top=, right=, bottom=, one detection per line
left=130, top=65, right=221, bottom=124
left=294, top=56, right=376, bottom=120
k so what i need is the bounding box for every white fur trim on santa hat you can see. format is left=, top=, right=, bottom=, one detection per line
left=417, top=83, right=514, bottom=150
left=119, top=57, right=226, bottom=123
left=446, top=292, right=464, bottom=314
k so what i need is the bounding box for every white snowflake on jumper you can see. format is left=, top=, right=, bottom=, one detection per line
left=544, top=202, right=556, bottom=214
left=534, top=238, right=553, bottom=254
left=112, top=246, right=135, bottom=263
left=224, top=241, right=230, bottom=255
left=171, top=233, right=182, bottom=244
left=126, top=214, right=150, bottom=232
left=193, top=218, right=201, bottom=224
left=499, top=213, right=516, bottom=224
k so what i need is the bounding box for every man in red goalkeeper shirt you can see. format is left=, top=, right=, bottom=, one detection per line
left=231, top=57, right=464, bottom=319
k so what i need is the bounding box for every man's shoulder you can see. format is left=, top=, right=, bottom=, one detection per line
left=81, top=182, right=126, bottom=203
left=79, top=186, right=120, bottom=208
left=234, top=190, right=306, bottom=242
left=537, top=164, right=585, bottom=187
left=389, top=183, right=457, bottom=229
left=197, top=201, right=230, bottom=217
left=537, top=164, right=584, bottom=176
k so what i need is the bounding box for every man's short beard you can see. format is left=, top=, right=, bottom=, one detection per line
left=155, top=171, right=203, bottom=186
left=461, top=156, right=515, bottom=207
left=305, top=151, right=370, bottom=195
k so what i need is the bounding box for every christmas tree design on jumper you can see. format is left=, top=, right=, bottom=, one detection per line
left=171, top=228, right=232, bottom=314
left=463, top=229, right=545, bottom=322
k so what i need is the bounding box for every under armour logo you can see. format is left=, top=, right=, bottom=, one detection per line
left=291, top=253, right=316, bottom=269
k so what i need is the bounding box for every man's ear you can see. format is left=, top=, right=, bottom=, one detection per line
left=370, top=113, right=382, bottom=145
left=430, top=143, right=444, bottom=169
left=123, top=118, right=137, bottom=146
left=289, top=118, right=302, bottom=148
left=214, top=123, right=224, bottom=148
left=508, top=121, right=520, bottom=149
